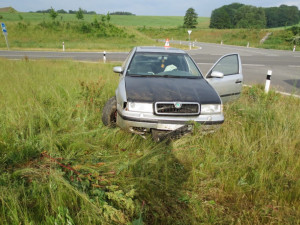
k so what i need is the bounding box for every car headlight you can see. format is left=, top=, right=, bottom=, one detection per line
left=201, top=104, right=223, bottom=114
left=127, top=102, right=153, bottom=113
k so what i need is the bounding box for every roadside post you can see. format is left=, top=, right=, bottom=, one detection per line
left=264, top=70, right=272, bottom=93
left=103, top=51, right=106, bottom=63
left=62, top=42, right=65, bottom=52
left=187, top=30, right=192, bottom=41
left=1, top=22, right=9, bottom=50
left=247, top=42, right=250, bottom=48
left=188, top=30, right=192, bottom=49
left=189, top=42, right=192, bottom=50
left=293, top=45, right=296, bottom=52
left=221, top=40, right=223, bottom=45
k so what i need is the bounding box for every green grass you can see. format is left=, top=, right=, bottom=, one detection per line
left=139, top=27, right=299, bottom=50
left=0, top=11, right=297, bottom=51
left=0, top=58, right=299, bottom=224
left=0, top=21, right=156, bottom=51
left=0, top=12, right=209, bottom=28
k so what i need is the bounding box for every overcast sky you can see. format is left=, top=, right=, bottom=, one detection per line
left=1, top=0, right=300, bottom=17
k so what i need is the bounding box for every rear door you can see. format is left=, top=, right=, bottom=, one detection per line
left=206, top=53, right=243, bottom=103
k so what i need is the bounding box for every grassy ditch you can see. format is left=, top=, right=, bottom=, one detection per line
left=0, top=59, right=299, bottom=224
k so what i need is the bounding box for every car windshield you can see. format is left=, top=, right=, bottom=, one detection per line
left=126, top=52, right=203, bottom=78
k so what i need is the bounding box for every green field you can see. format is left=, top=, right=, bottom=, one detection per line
left=0, top=12, right=210, bottom=28
left=0, top=11, right=298, bottom=51
left=0, top=58, right=299, bottom=224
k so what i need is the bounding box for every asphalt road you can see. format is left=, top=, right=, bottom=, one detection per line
left=0, top=43, right=299, bottom=94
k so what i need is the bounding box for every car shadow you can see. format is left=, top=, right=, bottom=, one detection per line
left=131, top=141, right=192, bottom=224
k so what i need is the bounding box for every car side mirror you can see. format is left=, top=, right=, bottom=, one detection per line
left=211, top=71, right=224, bottom=78
left=113, top=66, right=123, bottom=74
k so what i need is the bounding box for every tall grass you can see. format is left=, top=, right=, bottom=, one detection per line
left=0, top=59, right=299, bottom=224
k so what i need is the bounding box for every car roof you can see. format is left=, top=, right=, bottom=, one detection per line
left=135, top=46, right=186, bottom=54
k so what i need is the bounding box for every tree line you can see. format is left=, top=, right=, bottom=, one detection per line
left=34, top=9, right=135, bottom=16
left=210, top=3, right=300, bottom=29
left=34, top=9, right=97, bottom=15
left=109, top=12, right=135, bottom=16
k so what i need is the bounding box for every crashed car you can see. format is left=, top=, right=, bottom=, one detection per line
left=102, top=46, right=243, bottom=140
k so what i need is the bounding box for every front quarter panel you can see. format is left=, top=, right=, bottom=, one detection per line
left=116, top=76, right=127, bottom=111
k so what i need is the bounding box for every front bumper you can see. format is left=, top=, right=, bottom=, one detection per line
left=116, top=109, right=224, bottom=133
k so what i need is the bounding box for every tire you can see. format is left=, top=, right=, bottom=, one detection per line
left=102, top=96, right=117, bottom=127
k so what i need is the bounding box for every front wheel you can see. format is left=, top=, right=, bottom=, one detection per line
left=102, top=96, right=117, bottom=127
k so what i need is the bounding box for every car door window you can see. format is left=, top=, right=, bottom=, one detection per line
left=211, top=55, right=239, bottom=76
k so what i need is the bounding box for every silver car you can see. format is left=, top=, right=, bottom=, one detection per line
left=102, top=46, right=243, bottom=140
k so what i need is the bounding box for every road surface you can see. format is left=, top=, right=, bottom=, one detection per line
left=0, top=43, right=299, bottom=94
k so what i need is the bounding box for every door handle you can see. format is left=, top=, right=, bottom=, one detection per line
left=235, top=79, right=242, bottom=84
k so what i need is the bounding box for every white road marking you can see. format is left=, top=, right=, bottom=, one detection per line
left=197, top=63, right=213, bottom=65
left=242, top=64, right=265, bottom=67
left=288, top=65, right=300, bottom=68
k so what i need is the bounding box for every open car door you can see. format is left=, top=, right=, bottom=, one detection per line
left=206, top=53, right=243, bottom=103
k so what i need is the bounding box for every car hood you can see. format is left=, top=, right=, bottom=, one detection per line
left=125, top=76, right=221, bottom=104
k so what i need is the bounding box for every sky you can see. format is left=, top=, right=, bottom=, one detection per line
left=0, top=0, right=300, bottom=17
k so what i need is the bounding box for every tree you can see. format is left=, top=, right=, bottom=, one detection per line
left=76, top=8, right=84, bottom=20
left=210, top=8, right=231, bottom=29
left=49, top=7, right=58, bottom=20
left=210, top=3, right=244, bottom=29
left=106, top=12, right=111, bottom=23
left=234, top=6, right=266, bottom=29
left=57, top=9, right=67, bottom=14
left=184, top=8, right=198, bottom=28
left=101, top=15, right=106, bottom=23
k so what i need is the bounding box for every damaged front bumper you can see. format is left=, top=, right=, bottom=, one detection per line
left=116, top=109, right=224, bottom=136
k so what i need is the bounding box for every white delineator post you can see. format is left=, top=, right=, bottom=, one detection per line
left=103, top=51, right=106, bottom=63
left=188, top=30, right=192, bottom=50
left=265, top=70, right=272, bottom=93
left=293, top=45, right=296, bottom=52
left=247, top=42, right=250, bottom=48
left=63, top=42, right=65, bottom=52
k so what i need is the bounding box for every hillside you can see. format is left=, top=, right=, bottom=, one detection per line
left=0, top=7, right=17, bottom=13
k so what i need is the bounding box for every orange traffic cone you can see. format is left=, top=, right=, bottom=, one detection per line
left=164, top=38, right=170, bottom=48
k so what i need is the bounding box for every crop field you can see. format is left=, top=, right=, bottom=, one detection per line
left=0, top=58, right=299, bottom=224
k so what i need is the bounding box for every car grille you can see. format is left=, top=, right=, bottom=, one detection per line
left=155, top=102, right=200, bottom=115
